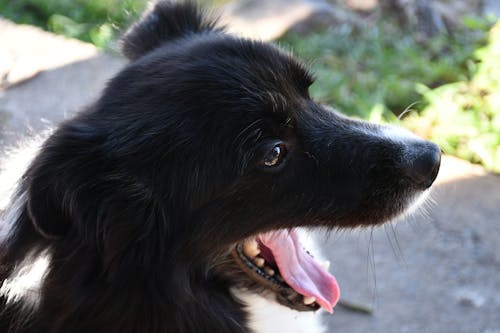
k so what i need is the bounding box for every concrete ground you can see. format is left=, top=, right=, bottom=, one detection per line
left=322, top=158, right=500, bottom=333
left=1, top=20, right=499, bottom=333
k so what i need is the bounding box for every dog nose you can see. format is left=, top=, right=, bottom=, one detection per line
left=406, top=142, right=441, bottom=188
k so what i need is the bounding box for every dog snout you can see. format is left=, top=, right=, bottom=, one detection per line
left=406, top=141, right=441, bottom=188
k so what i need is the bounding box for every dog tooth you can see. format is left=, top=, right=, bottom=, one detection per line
left=253, top=257, right=265, bottom=267
left=321, top=260, right=330, bottom=270
left=242, top=239, right=260, bottom=257
left=303, top=296, right=316, bottom=305
left=263, top=266, right=275, bottom=276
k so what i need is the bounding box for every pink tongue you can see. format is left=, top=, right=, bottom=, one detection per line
left=258, top=229, right=340, bottom=313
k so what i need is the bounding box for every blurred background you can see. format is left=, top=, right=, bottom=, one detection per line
left=0, top=1, right=499, bottom=332
left=1, top=0, right=499, bottom=172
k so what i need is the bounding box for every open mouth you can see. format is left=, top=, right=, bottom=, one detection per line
left=231, top=229, right=340, bottom=312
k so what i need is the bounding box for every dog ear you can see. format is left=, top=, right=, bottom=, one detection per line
left=24, top=146, right=73, bottom=240
left=26, top=170, right=70, bottom=240
left=121, top=1, right=221, bottom=61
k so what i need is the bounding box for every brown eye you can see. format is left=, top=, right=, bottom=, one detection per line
left=262, top=144, right=286, bottom=167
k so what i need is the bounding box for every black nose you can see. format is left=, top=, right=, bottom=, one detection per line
left=406, top=142, right=441, bottom=188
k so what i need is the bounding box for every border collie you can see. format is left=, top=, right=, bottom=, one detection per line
left=0, top=1, right=440, bottom=332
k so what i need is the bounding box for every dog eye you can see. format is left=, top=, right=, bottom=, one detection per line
left=262, top=144, right=287, bottom=167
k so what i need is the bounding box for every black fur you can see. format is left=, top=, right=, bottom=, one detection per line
left=0, top=1, right=440, bottom=332
left=121, top=1, right=221, bottom=60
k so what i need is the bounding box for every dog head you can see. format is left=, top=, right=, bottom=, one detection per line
left=20, top=0, right=440, bottom=322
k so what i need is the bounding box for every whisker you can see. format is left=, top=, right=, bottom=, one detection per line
left=366, top=227, right=377, bottom=302
left=391, top=223, right=406, bottom=265
left=398, top=101, right=421, bottom=120
left=384, top=224, right=399, bottom=261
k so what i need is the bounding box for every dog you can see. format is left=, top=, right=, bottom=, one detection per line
left=0, top=1, right=441, bottom=332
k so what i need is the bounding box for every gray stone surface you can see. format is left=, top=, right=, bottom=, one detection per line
left=1, top=18, right=499, bottom=333
left=220, top=0, right=359, bottom=40
left=0, top=54, right=126, bottom=148
left=220, top=0, right=493, bottom=41
left=0, top=19, right=126, bottom=149
left=320, top=156, right=500, bottom=333
left=0, top=19, right=98, bottom=88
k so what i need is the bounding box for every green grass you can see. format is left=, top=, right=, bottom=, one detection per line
left=0, top=0, right=147, bottom=48
left=405, top=22, right=500, bottom=173
left=279, top=20, right=490, bottom=121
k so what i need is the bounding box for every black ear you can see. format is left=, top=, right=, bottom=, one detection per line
left=24, top=146, right=72, bottom=240
left=121, top=0, right=221, bottom=60
left=26, top=172, right=69, bottom=240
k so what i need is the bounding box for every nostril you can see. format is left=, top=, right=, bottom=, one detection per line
left=408, top=142, right=441, bottom=188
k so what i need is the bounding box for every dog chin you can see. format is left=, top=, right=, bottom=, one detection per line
left=396, top=188, right=433, bottom=223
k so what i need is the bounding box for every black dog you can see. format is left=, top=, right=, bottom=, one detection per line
left=0, top=2, right=440, bottom=332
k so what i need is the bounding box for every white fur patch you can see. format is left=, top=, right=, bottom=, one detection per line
left=233, top=289, right=326, bottom=333
left=0, top=132, right=52, bottom=310
left=0, top=131, right=50, bottom=210
left=0, top=130, right=51, bottom=241
left=392, top=188, right=433, bottom=224
left=0, top=191, right=27, bottom=242
left=0, top=250, right=50, bottom=309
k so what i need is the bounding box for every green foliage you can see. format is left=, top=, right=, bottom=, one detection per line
left=280, top=18, right=500, bottom=172
left=0, top=0, right=230, bottom=48
left=405, top=22, right=500, bottom=173
left=279, top=21, right=488, bottom=121
left=0, top=0, right=147, bottom=48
